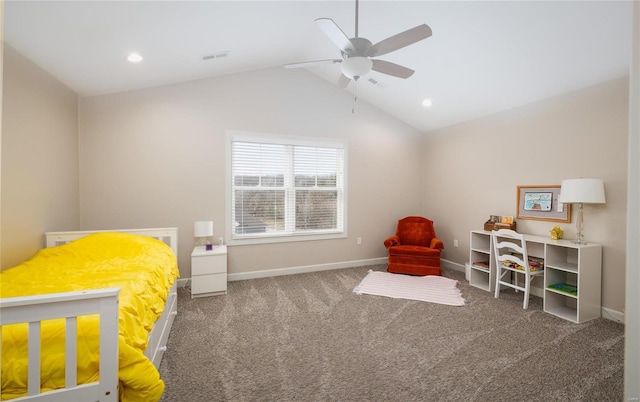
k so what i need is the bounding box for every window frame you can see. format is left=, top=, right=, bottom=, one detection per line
left=226, top=131, right=348, bottom=246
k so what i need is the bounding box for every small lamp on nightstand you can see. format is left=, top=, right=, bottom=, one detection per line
left=194, top=221, right=214, bottom=251
left=559, top=178, right=606, bottom=244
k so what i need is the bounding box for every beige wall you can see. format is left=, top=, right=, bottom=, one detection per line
left=78, top=67, right=425, bottom=277
left=422, top=77, right=629, bottom=313
left=1, top=45, right=79, bottom=269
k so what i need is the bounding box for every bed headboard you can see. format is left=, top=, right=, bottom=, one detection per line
left=45, top=227, right=179, bottom=256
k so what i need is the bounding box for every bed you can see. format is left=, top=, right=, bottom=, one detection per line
left=0, top=227, right=180, bottom=402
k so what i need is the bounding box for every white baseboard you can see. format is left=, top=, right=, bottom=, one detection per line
left=227, top=257, right=388, bottom=282
left=601, top=306, right=625, bottom=323
left=176, top=278, right=189, bottom=288
left=441, top=259, right=465, bottom=273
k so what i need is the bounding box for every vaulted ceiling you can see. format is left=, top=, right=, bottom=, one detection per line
left=4, top=1, right=633, bottom=132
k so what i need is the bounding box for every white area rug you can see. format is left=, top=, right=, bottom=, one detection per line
left=353, top=270, right=466, bottom=306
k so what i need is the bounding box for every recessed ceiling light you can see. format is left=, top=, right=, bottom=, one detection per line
left=422, top=98, right=433, bottom=108
left=127, top=53, right=143, bottom=63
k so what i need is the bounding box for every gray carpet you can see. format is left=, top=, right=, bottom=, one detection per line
left=159, top=265, right=624, bottom=401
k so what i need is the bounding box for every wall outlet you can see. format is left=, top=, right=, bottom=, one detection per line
left=453, top=239, right=459, bottom=247
left=357, top=237, right=362, bottom=245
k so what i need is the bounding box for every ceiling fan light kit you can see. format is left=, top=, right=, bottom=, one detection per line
left=341, top=56, right=372, bottom=80
left=284, top=0, right=432, bottom=90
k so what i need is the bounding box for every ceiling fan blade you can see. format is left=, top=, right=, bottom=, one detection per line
left=315, top=18, right=355, bottom=53
left=337, top=74, right=351, bottom=88
left=284, top=59, right=342, bottom=69
left=371, top=59, right=415, bottom=79
left=366, top=24, right=432, bottom=57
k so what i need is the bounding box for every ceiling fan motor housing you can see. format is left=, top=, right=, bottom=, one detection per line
left=340, top=37, right=375, bottom=79
left=341, top=37, right=373, bottom=58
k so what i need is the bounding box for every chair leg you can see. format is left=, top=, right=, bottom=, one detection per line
left=494, top=269, right=502, bottom=299
left=523, top=275, right=531, bottom=309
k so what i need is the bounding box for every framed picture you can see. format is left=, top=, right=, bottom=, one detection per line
left=516, top=185, right=570, bottom=223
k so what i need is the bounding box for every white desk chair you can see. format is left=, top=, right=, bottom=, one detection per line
left=491, top=229, right=544, bottom=309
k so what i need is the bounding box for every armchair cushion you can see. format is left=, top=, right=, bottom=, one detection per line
left=388, top=245, right=441, bottom=257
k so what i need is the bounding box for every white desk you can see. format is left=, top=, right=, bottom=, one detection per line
left=469, top=230, right=602, bottom=323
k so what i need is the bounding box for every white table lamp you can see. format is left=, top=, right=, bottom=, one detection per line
left=194, top=220, right=214, bottom=250
left=559, top=179, right=606, bottom=244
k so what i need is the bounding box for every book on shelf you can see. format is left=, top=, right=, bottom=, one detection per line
left=547, top=283, right=578, bottom=296
left=473, top=261, right=490, bottom=270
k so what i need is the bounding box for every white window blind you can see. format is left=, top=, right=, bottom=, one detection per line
left=229, top=134, right=345, bottom=242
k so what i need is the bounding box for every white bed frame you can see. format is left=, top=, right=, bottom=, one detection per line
left=0, top=227, right=179, bottom=402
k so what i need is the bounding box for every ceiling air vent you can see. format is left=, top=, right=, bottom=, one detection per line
left=201, top=51, right=230, bottom=61
left=367, top=77, right=387, bottom=89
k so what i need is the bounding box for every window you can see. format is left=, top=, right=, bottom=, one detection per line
left=228, top=132, right=347, bottom=243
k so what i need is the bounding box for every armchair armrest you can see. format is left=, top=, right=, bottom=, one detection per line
left=384, top=235, right=400, bottom=249
left=430, top=237, right=444, bottom=250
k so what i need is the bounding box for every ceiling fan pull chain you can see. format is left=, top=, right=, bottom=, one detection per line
left=352, top=79, right=358, bottom=114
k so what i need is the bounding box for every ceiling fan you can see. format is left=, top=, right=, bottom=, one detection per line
left=285, top=0, right=432, bottom=89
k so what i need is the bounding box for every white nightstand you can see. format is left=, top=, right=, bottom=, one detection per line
left=191, top=245, right=227, bottom=298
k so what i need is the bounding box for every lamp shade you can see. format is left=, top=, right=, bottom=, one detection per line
left=194, top=221, right=214, bottom=237
left=559, top=179, right=606, bottom=204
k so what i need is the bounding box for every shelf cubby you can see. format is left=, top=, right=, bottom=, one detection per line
left=468, top=230, right=495, bottom=292
left=543, top=241, right=601, bottom=323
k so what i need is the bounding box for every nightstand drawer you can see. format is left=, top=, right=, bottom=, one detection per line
left=192, top=255, right=226, bottom=275
left=192, top=273, right=226, bottom=295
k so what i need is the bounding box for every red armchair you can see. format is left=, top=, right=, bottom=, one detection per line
left=383, top=216, right=444, bottom=276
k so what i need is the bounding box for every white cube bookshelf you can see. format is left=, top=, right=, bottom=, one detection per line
left=468, top=230, right=602, bottom=323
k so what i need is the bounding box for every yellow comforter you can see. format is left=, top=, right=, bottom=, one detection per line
left=0, top=232, right=179, bottom=401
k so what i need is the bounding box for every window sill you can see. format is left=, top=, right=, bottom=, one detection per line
left=228, top=232, right=347, bottom=246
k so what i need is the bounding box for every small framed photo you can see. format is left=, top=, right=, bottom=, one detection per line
left=517, top=185, right=570, bottom=223
left=501, top=216, right=514, bottom=224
